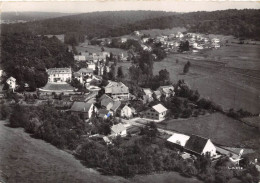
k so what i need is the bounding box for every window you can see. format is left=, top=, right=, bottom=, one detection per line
left=156, top=114, right=158, bottom=116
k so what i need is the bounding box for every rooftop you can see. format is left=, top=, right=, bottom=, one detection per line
left=152, top=103, right=167, bottom=113
left=47, top=68, right=72, bottom=75
left=111, top=123, right=126, bottom=134
left=184, top=135, right=209, bottom=155
left=70, top=102, right=93, bottom=112
left=39, top=83, right=75, bottom=92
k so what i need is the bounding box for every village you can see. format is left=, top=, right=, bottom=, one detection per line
left=0, top=28, right=259, bottom=183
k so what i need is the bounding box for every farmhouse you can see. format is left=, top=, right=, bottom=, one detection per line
left=100, top=94, right=114, bottom=110
left=157, top=85, right=175, bottom=98
left=104, top=81, right=129, bottom=100
left=70, top=102, right=96, bottom=119
left=184, top=135, right=217, bottom=157
left=47, top=68, right=72, bottom=83
left=142, top=88, right=154, bottom=103
left=153, top=90, right=162, bottom=100
left=110, top=123, right=127, bottom=137
left=98, top=109, right=111, bottom=119
left=6, top=76, right=17, bottom=91
left=145, top=103, right=167, bottom=121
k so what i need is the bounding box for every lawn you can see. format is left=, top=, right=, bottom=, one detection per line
left=76, top=43, right=128, bottom=55
left=153, top=43, right=260, bottom=113
left=157, top=113, right=260, bottom=147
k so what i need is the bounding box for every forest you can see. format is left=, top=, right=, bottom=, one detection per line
left=1, top=32, right=74, bottom=91
left=2, top=9, right=259, bottom=40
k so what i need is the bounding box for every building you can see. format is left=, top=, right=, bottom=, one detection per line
left=74, top=55, right=86, bottom=61
left=153, top=90, right=162, bottom=100
left=105, top=81, right=129, bottom=100
left=6, top=77, right=17, bottom=91
left=157, top=85, right=175, bottom=98
left=100, top=94, right=114, bottom=110
left=120, top=104, right=136, bottom=118
left=142, top=88, right=154, bottom=103
left=167, top=133, right=190, bottom=147
left=184, top=135, right=217, bottom=157
left=77, top=68, right=93, bottom=77
left=47, top=68, right=72, bottom=83
left=145, top=103, right=167, bottom=121
left=98, top=109, right=111, bottom=119
left=110, top=123, right=127, bottom=137
left=120, top=38, right=127, bottom=43
left=87, top=62, right=96, bottom=70
left=70, top=102, right=96, bottom=119
left=110, top=101, right=122, bottom=114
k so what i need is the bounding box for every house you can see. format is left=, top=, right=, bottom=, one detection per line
left=120, top=104, right=136, bottom=118
left=74, top=72, right=83, bottom=84
left=145, top=103, right=167, bottom=121
left=167, top=133, right=190, bottom=147
left=47, top=68, right=72, bottom=83
left=120, top=38, right=127, bottom=43
left=153, top=90, right=162, bottom=100
left=6, top=76, right=17, bottom=91
left=87, top=62, right=96, bottom=70
left=100, top=94, right=114, bottom=110
left=70, top=102, right=96, bottom=119
left=142, top=88, right=154, bottom=103
left=142, top=38, right=149, bottom=43
left=110, top=101, right=121, bottom=114
left=77, top=68, right=93, bottom=77
left=98, top=109, right=111, bottom=119
left=176, top=32, right=184, bottom=38
left=110, top=123, right=127, bottom=137
left=157, top=85, right=175, bottom=98
left=184, top=135, right=217, bottom=157
left=211, top=38, right=220, bottom=43
left=105, top=81, right=129, bottom=100
left=74, top=55, right=86, bottom=61
left=133, top=31, right=141, bottom=36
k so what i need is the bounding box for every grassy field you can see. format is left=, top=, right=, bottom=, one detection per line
left=0, top=121, right=129, bottom=183
left=76, top=43, right=128, bottom=55
left=158, top=113, right=260, bottom=147
left=154, top=43, right=260, bottom=113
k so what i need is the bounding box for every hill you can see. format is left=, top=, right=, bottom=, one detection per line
left=1, top=12, right=75, bottom=22
left=1, top=9, right=260, bottom=39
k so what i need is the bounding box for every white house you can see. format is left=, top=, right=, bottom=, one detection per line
left=47, top=68, right=72, bottom=83
left=121, top=38, right=127, bottom=43
left=120, top=104, right=135, bottom=118
left=87, top=62, right=96, bottom=70
left=184, top=135, right=217, bottom=157
left=167, top=133, right=190, bottom=147
left=6, top=76, right=17, bottom=91
left=145, top=103, right=167, bottom=121
left=110, top=123, right=127, bottom=137
left=74, top=55, right=86, bottom=61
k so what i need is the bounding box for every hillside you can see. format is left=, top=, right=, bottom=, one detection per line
left=1, top=9, right=260, bottom=39
left=1, top=12, right=75, bottom=22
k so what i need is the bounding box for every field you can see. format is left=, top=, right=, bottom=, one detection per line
left=153, top=42, right=260, bottom=113
left=76, top=43, right=127, bottom=55
left=158, top=113, right=260, bottom=147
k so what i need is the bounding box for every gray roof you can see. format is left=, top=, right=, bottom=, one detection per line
left=184, top=135, right=209, bottom=155
left=70, top=102, right=93, bottom=112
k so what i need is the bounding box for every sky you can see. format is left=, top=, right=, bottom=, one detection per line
left=1, top=1, right=260, bottom=13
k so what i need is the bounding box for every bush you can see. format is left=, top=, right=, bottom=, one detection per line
left=0, top=104, right=11, bottom=120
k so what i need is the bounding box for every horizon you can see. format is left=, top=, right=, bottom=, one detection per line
left=1, top=1, right=260, bottom=13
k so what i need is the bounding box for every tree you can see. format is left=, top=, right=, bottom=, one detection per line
left=159, top=69, right=170, bottom=83
left=179, top=41, right=190, bottom=52
left=101, top=46, right=105, bottom=52
left=183, top=61, right=191, bottom=74
left=117, top=66, right=124, bottom=78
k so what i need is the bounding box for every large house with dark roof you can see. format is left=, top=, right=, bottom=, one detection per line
left=184, top=135, right=216, bottom=157
left=104, top=81, right=129, bottom=100
left=70, top=102, right=96, bottom=119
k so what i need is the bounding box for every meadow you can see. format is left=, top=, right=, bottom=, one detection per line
left=154, top=42, right=260, bottom=113
left=158, top=113, right=260, bottom=147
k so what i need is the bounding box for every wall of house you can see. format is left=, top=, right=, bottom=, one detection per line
left=48, top=73, right=72, bottom=83
left=202, top=140, right=217, bottom=157
left=121, top=106, right=132, bottom=118
left=145, top=109, right=160, bottom=120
